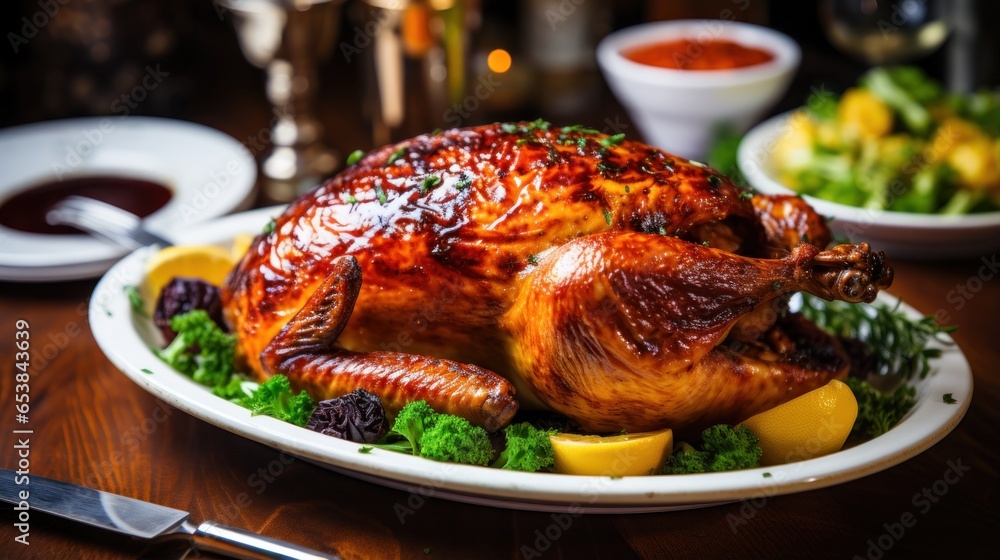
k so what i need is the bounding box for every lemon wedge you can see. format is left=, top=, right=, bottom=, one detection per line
left=741, top=379, right=858, bottom=466
left=141, top=245, right=237, bottom=312
left=550, top=428, right=673, bottom=476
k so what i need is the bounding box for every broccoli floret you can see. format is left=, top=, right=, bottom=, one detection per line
left=381, top=400, right=439, bottom=455
left=154, top=310, right=236, bottom=388
left=663, top=425, right=762, bottom=474
left=491, top=422, right=555, bottom=472
left=375, top=401, right=494, bottom=466
left=419, top=415, right=493, bottom=466
left=242, top=374, right=315, bottom=427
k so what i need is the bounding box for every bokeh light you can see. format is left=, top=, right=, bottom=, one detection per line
left=487, top=49, right=512, bottom=73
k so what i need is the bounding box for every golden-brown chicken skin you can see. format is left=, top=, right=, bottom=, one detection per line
left=222, top=122, right=892, bottom=434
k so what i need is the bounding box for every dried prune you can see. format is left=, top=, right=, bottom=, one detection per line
left=307, top=389, right=389, bottom=444
left=154, top=277, right=225, bottom=342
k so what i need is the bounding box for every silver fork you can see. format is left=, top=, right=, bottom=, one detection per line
left=46, top=195, right=173, bottom=250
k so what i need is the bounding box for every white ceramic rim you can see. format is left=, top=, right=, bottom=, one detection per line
left=596, top=19, right=802, bottom=88
left=0, top=116, right=257, bottom=279
left=738, top=111, right=1000, bottom=229
left=89, top=207, right=973, bottom=512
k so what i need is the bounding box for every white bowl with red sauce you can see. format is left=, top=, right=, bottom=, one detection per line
left=597, top=19, right=801, bottom=160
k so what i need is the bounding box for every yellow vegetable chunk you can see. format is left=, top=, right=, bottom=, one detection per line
left=772, top=110, right=817, bottom=172
left=948, top=138, right=1000, bottom=190
left=838, top=88, right=894, bottom=139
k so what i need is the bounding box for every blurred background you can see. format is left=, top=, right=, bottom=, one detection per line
left=1, top=0, right=998, bottom=202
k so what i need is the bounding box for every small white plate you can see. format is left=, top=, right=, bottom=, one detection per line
left=738, top=112, right=1000, bottom=260
left=0, top=117, right=257, bottom=281
left=90, top=207, right=973, bottom=512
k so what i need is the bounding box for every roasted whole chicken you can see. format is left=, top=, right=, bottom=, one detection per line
left=222, top=122, right=893, bottom=434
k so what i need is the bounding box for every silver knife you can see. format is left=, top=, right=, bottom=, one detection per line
left=0, top=468, right=340, bottom=560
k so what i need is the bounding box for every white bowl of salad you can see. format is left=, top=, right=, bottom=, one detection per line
left=738, top=66, right=1000, bottom=260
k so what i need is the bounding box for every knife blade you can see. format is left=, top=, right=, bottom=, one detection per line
left=0, top=469, right=341, bottom=560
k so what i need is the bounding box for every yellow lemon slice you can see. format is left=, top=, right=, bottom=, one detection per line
left=141, top=245, right=237, bottom=312
left=741, top=379, right=858, bottom=466
left=550, top=428, right=673, bottom=476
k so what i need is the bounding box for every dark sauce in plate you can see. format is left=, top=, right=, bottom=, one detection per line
left=0, top=176, right=172, bottom=235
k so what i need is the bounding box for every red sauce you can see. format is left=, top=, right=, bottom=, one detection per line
left=624, top=38, right=774, bottom=70
left=0, top=176, right=172, bottom=235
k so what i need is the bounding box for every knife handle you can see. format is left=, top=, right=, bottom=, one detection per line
left=191, top=520, right=342, bottom=560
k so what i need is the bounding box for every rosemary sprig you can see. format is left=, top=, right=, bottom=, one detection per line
left=797, top=294, right=957, bottom=379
